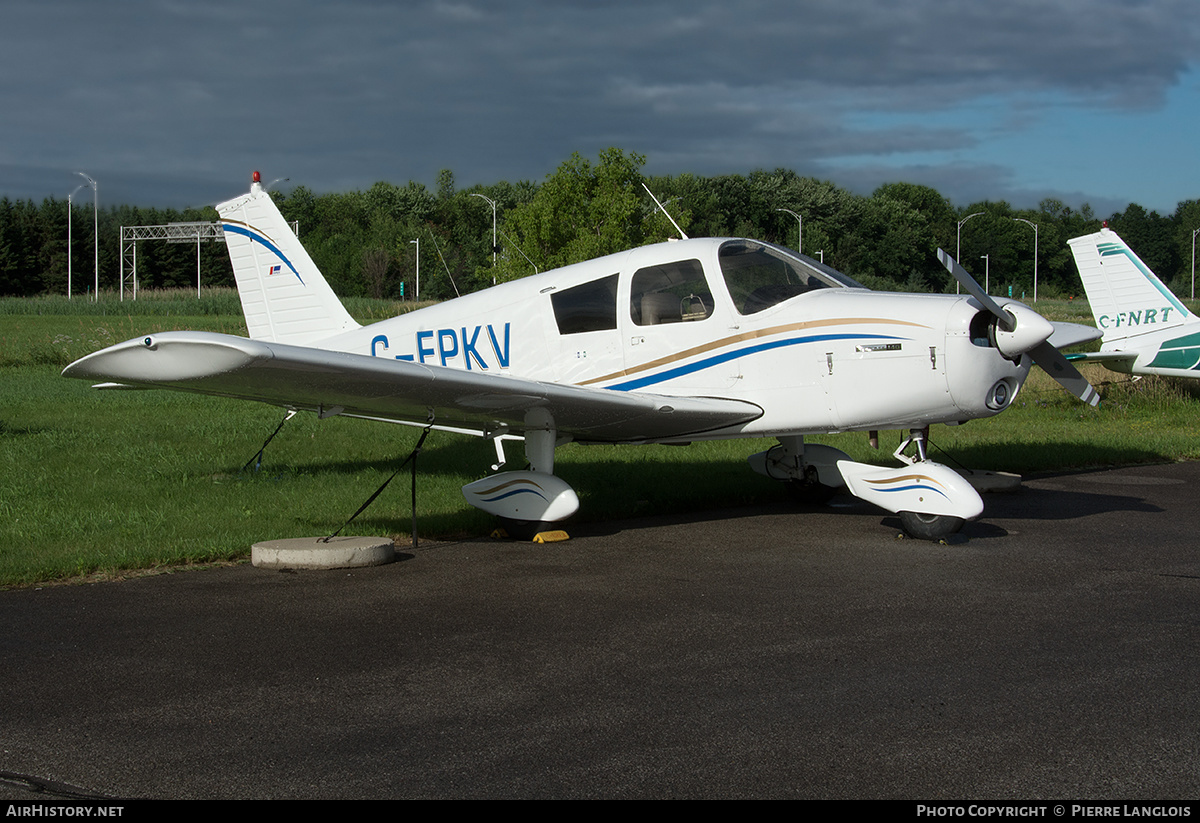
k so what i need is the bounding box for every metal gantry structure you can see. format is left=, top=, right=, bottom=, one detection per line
left=119, top=220, right=298, bottom=300
left=120, top=222, right=225, bottom=300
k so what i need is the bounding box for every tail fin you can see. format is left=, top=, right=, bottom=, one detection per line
left=1068, top=227, right=1191, bottom=343
left=217, top=173, right=360, bottom=345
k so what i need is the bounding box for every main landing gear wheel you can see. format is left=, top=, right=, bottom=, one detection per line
left=784, top=464, right=838, bottom=506
left=898, top=511, right=964, bottom=541
left=786, top=478, right=837, bottom=505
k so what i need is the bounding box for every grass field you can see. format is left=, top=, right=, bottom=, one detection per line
left=3, top=292, right=1199, bottom=587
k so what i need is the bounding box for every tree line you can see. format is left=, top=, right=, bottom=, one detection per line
left=4, top=148, right=1198, bottom=301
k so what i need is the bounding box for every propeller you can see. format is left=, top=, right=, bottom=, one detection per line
left=937, top=249, right=1100, bottom=407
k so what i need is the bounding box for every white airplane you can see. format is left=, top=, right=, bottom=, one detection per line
left=64, top=172, right=1101, bottom=541
left=1068, top=225, right=1200, bottom=377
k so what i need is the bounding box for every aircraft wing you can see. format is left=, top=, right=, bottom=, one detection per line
left=63, top=332, right=763, bottom=442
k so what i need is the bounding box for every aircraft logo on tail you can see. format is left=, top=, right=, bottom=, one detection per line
left=1096, top=240, right=1187, bottom=318
left=221, top=220, right=305, bottom=285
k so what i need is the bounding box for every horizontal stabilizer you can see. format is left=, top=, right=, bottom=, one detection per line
left=1064, top=351, right=1138, bottom=365
left=1048, top=321, right=1102, bottom=350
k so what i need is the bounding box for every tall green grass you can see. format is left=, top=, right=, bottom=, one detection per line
left=0, top=291, right=433, bottom=368
left=0, top=288, right=245, bottom=317
left=0, top=289, right=434, bottom=321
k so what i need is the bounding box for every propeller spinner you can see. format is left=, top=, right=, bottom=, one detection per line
left=937, top=249, right=1100, bottom=407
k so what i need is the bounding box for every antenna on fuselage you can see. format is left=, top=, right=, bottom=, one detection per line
left=642, top=183, right=689, bottom=240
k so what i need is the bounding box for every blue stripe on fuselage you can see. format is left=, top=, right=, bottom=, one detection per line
left=872, top=483, right=950, bottom=499
left=606, top=332, right=904, bottom=391
left=480, top=488, right=548, bottom=503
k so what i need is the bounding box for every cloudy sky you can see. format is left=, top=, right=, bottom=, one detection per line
left=3, top=0, right=1198, bottom=215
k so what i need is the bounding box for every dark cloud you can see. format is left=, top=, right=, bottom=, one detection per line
left=1, top=0, right=1196, bottom=210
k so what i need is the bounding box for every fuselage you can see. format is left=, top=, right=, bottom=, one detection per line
left=1097, top=327, right=1200, bottom=377
left=314, top=238, right=1029, bottom=440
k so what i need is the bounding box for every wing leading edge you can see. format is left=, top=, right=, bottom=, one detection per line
left=63, top=332, right=763, bottom=442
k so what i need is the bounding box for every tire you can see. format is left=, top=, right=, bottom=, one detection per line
left=898, top=511, right=964, bottom=541
left=786, top=479, right=838, bottom=505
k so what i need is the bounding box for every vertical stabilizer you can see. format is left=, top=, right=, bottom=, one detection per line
left=1068, top=227, right=1191, bottom=343
left=217, top=173, right=360, bottom=344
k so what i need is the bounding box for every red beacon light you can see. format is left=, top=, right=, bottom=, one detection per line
left=252, top=170, right=261, bottom=184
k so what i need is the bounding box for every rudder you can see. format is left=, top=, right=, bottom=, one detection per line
left=1068, top=227, right=1190, bottom=343
left=217, top=173, right=359, bottom=344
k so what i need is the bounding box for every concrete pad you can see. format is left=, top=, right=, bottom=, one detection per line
left=251, top=535, right=395, bottom=570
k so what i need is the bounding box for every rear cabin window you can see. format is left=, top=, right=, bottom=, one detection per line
left=550, top=274, right=619, bottom=335
left=719, top=240, right=850, bottom=315
left=630, top=259, right=713, bottom=326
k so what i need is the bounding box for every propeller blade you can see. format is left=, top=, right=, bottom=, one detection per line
left=937, top=248, right=1012, bottom=331
left=938, top=248, right=1100, bottom=406
left=938, top=249, right=1053, bottom=356
left=1029, top=341, right=1101, bottom=408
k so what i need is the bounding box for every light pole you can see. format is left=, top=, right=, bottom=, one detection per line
left=66, top=183, right=85, bottom=300
left=1013, top=217, right=1039, bottom=302
left=77, top=172, right=98, bottom=300
left=777, top=208, right=802, bottom=255
left=410, top=238, right=419, bottom=301
left=471, top=193, right=498, bottom=284
left=956, top=212, right=985, bottom=294
left=1192, top=227, right=1200, bottom=301
left=981, top=254, right=990, bottom=295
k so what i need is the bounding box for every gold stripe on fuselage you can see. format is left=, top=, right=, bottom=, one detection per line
left=580, top=317, right=930, bottom=386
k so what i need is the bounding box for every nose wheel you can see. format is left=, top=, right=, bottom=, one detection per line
left=888, top=428, right=970, bottom=540
left=898, top=511, right=964, bottom=541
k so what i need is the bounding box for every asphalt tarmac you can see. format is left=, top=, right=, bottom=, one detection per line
left=2, top=462, right=1199, bottom=799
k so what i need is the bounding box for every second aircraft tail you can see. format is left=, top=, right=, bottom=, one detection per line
left=1068, top=227, right=1192, bottom=343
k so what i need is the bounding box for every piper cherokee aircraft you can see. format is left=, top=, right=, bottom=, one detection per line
left=1068, top=225, right=1200, bottom=378
left=64, top=172, right=1101, bottom=540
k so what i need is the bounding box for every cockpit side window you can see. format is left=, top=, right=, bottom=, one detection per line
left=551, top=274, right=619, bottom=335
left=719, top=240, right=854, bottom=315
left=630, top=258, right=713, bottom=326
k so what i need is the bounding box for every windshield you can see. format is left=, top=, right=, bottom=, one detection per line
left=718, top=240, right=860, bottom=315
